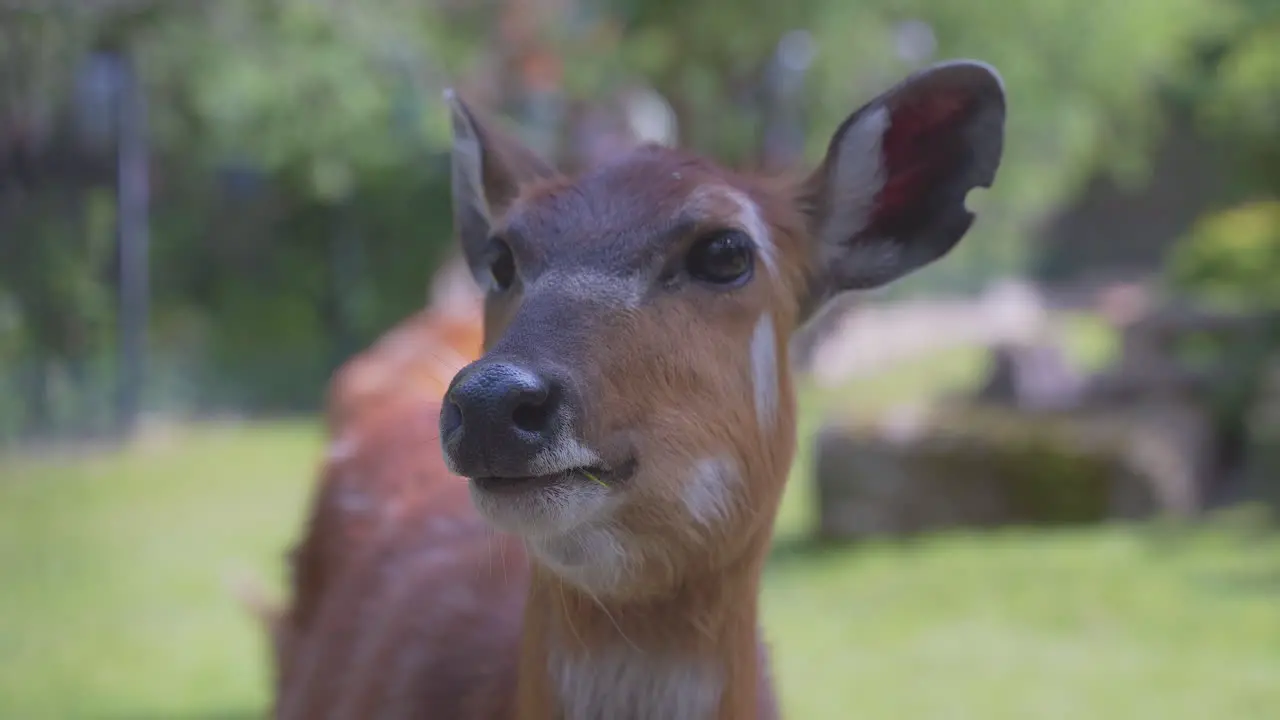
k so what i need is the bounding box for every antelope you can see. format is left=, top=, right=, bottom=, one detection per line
left=245, top=256, right=484, bottom=695
left=272, top=59, right=1005, bottom=719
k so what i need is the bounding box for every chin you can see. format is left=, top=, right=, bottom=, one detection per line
left=467, top=465, right=644, bottom=594
left=467, top=468, right=618, bottom=538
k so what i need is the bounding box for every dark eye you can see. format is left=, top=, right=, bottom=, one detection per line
left=488, top=238, right=516, bottom=291
left=686, top=230, right=754, bottom=286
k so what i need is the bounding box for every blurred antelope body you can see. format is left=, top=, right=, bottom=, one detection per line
left=271, top=59, right=1006, bottom=719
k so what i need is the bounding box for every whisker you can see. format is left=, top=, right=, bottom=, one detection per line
left=558, top=581, right=585, bottom=649
left=485, top=527, right=496, bottom=580
left=586, top=587, right=639, bottom=652
left=514, top=538, right=530, bottom=588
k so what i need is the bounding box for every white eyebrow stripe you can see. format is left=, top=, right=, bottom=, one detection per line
left=683, top=186, right=778, bottom=278
left=721, top=187, right=777, bottom=278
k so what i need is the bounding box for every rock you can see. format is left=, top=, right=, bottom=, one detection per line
left=813, top=400, right=1207, bottom=542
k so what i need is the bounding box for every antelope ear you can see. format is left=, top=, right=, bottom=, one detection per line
left=444, top=89, right=558, bottom=287
left=800, top=61, right=1006, bottom=316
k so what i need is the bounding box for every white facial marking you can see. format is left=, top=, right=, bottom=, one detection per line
left=469, top=475, right=613, bottom=539
left=530, top=523, right=631, bottom=594
left=685, top=186, right=777, bottom=278
left=552, top=648, right=723, bottom=720
left=530, top=435, right=605, bottom=476
left=750, top=313, right=779, bottom=431
left=820, top=106, right=891, bottom=263
left=720, top=187, right=777, bottom=278
left=683, top=457, right=738, bottom=529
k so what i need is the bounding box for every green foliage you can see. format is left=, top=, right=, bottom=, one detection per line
left=562, top=0, right=1233, bottom=292
left=1166, top=200, right=1280, bottom=447
left=135, top=0, right=458, bottom=201
left=189, top=165, right=457, bottom=411
left=1169, top=201, right=1280, bottom=309
left=1155, top=5, right=1280, bottom=445
left=1193, top=6, right=1280, bottom=195
left=0, top=0, right=472, bottom=426
left=807, top=0, right=1229, bottom=291
left=586, top=0, right=812, bottom=162
left=0, top=0, right=1270, bottom=433
left=129, top=1, right=467, bottom=414
left=0, top=181, right=119, bottom=436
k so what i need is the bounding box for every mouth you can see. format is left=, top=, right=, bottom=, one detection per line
left=471, top=457, right=638, bottom=496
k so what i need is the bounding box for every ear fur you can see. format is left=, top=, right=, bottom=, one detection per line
left=800, top=60, right=1006, bottom=318
left=445, top=90, right=558, bottom=287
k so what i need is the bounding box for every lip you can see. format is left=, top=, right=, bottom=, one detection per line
left=471, top=458, right=637, bottom=495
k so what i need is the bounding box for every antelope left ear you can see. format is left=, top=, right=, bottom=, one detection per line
left=445, top=89, right=558, bottom=288
left=800, top=60, right=1006, bottom=316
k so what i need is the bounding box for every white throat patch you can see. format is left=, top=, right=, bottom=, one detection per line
left=552, top=647, right=722, bottom=720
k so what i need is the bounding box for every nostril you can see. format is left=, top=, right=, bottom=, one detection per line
left=511, top=385, right=554, bottom=434
left=448, top=361, right=563, bottom=445
left=441, top=400, right=463, bottom=437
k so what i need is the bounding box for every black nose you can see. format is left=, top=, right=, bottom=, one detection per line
left=441, top=361, right=564, bottom=476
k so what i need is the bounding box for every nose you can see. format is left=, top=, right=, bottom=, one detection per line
left=441, top=361, right=565, bottom=476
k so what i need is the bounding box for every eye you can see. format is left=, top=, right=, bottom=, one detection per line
left=685, top=230, right=754, bottom=286
left=488, top=238, right=516, bottom=292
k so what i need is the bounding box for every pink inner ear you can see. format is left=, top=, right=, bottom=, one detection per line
left=870, top=93, right=971, bottom=227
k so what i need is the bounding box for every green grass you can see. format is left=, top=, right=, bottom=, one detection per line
left=0, top=422, right=323, bottom=719
left=3, top=312, right=1278, bottom=718
left=763, top=518, right=1280, bottom=719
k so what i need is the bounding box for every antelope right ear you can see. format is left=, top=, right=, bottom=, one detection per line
left=444, top=90, right=558, bottom=288
left=799, top=61, right=1006, bottom=318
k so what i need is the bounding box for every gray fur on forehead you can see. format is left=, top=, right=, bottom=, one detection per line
left=499, top=202, right=738, bottom=283
left=507, top=150, right=733, bottom=234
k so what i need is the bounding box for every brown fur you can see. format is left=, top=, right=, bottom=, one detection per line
left=271, top=167, right=791, bottom=719
left=268, top=277, right=497, bottom=716
left=271, top=160, right=793, bottom=720
left=496, top=160, right=795, bottom=720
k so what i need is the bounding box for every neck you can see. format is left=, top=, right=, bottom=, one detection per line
left=514, top=533, right=775, bottom=720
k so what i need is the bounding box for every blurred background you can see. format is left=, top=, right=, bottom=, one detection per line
left=1, top=0, right=1279, bottom=717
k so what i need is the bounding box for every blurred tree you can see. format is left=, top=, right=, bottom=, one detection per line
left=546, top=0, right=1232, bottom=293
left=0, top=6, right=118, bottom=436
left=125, top=0, right=479, bottom=410
left=0, top=0, right=481, bottom=422
left=1158, top=0, right=1280, bottom=509
left=134, top=0, right=463, bottom=199
left=1, top=0, right=1269, bottom=434
left=1165, top=0, right=1279, bottom=305
left=1170, top=201, right=1280, bottom=310
left=807, top=0, right=1231, bottom=292
left=1181, top=0, right=1279, bottom=197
